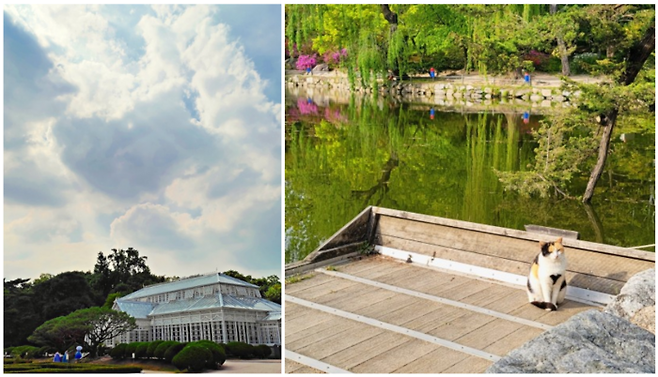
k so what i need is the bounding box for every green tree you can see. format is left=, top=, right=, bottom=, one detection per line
left=264, top=283, right=281, bottom=304
left=29, top=307, right=136, bottom=358
left=92, top=248, right=165, bottom=299
left=28, top=316, right=87, bottom=352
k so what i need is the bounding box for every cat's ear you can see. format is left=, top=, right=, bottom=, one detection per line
left=555, top=237, right=563, bottom=244
left=539, top=241, right=546, bottom=247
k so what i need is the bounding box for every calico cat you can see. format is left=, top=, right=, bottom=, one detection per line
left=526, top=237, right=567, bottom=311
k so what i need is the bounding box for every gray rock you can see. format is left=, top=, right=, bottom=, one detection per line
left=632, top=306, right=655, bottom=334
left=605, top=268, right=654, bottom=321
left=486, top=310, right=655, bottom=373
left=312, top=63, right=329, bottom=72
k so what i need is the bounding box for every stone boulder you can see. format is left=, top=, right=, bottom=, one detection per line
left=312, top=63, right=329, bottom=73
left=605, top=268, right=655, bottom=333
left=486, top=310, right=655, bottom=373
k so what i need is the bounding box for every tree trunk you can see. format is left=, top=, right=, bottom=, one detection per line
left=557, top=38, right=570, bottom=76
left=380, top=4, right=398, bottom=34
left=582, top=203, right=604, bottom=243
left=582, top=21, right=654, bottom=203
left=582, top=110, right=617, bottom=203
left=550, top=5, right=571, bottom=76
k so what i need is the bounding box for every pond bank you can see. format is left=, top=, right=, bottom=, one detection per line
left=286, top=70, right=605, bottom=112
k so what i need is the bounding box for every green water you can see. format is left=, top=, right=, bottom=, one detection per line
left=285, top=93, right=655, bottom=263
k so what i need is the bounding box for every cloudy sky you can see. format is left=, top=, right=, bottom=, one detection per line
left=4, top=5, right=282, bottom=281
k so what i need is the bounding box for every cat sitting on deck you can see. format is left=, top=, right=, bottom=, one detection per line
left=526, top=237, right=567, bottom=311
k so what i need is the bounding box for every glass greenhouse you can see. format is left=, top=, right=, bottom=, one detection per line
left=108, top=273, right=281, bottom=347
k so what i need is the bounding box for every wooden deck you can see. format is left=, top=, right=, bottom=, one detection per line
left=285, top=257, right=598, bottom=373
left=284, top=207, right=654, bottom=373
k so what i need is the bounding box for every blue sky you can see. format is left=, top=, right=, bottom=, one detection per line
left=4, top=5, right=282, bottom=280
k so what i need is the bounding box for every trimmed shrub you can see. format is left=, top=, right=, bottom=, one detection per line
left=135, top=343, right=150, bottom=359
left=146, top=340, right=163, bottom=358
left=6, top=365, right=143, bottom=373
left=109, top=343, right=127, bottom=359
left=10, top=346, right=41, bottom=359
left=164, top=342, right=186, bottom=363
left=154, top=341, right=178, bottom=360
left=172, top=344, right=212, bottom=372
left=253, top=344, right=271, bottom=359
left=192, top=340, right=226, bottom=368
left=225, top=342, right=254, bottom=359
left=123, top=342, right=140, bottom=359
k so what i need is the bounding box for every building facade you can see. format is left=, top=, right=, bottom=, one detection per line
left=108, top=273, right=281, bottom=347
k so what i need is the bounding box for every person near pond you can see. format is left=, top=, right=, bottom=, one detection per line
left=75, top=346, right=82, bottom=362
left=429, top=67, right=436, bottom=80
left=53, top=352, right=62, bottom=362
left=63, top=351, right=68, bottom=363
left=523, top=69, right=531, bottom=84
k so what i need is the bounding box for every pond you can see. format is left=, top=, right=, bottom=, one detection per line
left=285, top=89, right=655, bottom=263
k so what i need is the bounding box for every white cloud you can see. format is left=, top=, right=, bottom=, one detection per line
left=4, top=5, right=282, bottom=281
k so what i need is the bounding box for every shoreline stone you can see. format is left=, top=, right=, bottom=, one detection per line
left=486, top=310, right=655, bottom=373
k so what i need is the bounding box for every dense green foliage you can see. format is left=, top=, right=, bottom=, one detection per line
left=109, top=343, right=127, bottom=359
left=253, top=344, right=272, bottom=359
left=4, top=362, right=142, bottom=373
left=146, top=340, right=163, bottom=358
left=153, top=341, right=179, bottom=360
left=164, top=343, right=187, bottom=363
left=225, top=341, right=254, bottom=359
left=286, top=5, right=654, bottom=84
left=172, top=344, right=213, bottom=372
left=192, top=340, right=227, bottom=368
left=221, top=271, right=281, bottom=304
left=6, top=346, right=42, bottom=359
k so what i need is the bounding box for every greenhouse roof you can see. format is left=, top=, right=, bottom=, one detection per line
left=115, top=300, right=155, bottom=319
left=121, top=273, right=259, bottom=300
left=262, top=312, right=281, bottom=321
left=118, top=293, right=281, bottom=317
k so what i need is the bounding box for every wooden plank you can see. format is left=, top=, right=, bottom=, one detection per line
left=377, top=216, right=654, bottom=283
left=321, top=332, right=412, bottom=371
left=372, top=207, right=654, bottom=261
left=379, top=234, right=530, bottom=276
left=429, top=277, right=493, bottom=302
left=285, top=304, right=340, bottom=338
left=285, top=360, right=325, bottom=374
left=460, top=283, right=522, bottom=308
left=285, top=274, right=360, bottom=301
left=380, top=235, right=626, bottom=295
left=332, top=288, right=399, bottom=314
left=350, top=339, right=440, bottom=373
left=525, top=224, right=579, bottom=240
left=441, top=355, right=493, bottom=373
left=377, top=300, right=445, bottom=327
left=345, top=259, right=413, bottom=281
left=402, top=305, right=472, bottom=334
left=454, top=318, right=524, bottom=355
left=286, top=252, right=361, bottom=277
left=351, top=294, right=419, bottom=319
left=482, top=289, right=532, bottom=314
left=377, top=220, right=651, bottom=293
left=427, top=311, right=496, bottom=341
left=296, top=325, right=385, bottom=362
left=392, top=347, right=470, bottom=373
left=482, top=326, right=545, bottom=356
left=304, top=206, right=372, bottom=264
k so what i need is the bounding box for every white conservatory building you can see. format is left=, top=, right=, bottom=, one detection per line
left=108, top=273, right=281, bottom=347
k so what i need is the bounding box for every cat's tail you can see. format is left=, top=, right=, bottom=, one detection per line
left=530, top=301, right=557, bottom=311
